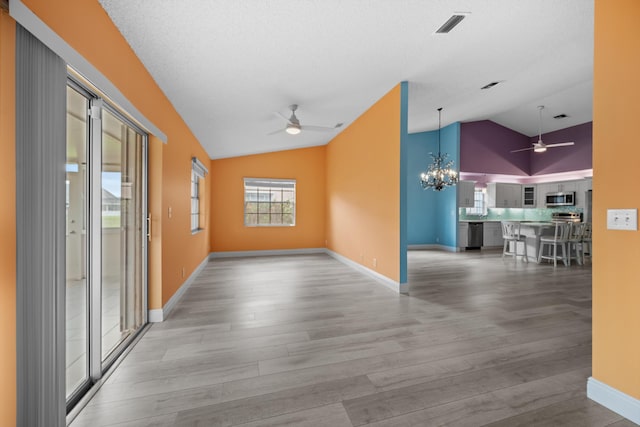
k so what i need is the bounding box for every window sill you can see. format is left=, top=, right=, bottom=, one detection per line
left=191, top=228, right=204, bottom=235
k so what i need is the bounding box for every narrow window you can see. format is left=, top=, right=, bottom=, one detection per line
left=191, top=157, right=208, bottom=233
left=244, top=178, right=296, bottom=226
left=466, top=189, right=487, bottom=216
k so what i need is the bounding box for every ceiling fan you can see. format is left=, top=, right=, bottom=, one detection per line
left=269, top=104, right=343, bottom=135
left=511, top=106, right=575, bottom=153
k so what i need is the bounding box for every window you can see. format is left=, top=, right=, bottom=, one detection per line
left=191, top=157, right=208, bottom=233
left=244, top=178, right=296, bottom=226
left=466, top=190, right=487, bottom=216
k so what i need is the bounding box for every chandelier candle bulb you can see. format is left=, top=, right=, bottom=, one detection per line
left=420, top=107, right=459, bottom=191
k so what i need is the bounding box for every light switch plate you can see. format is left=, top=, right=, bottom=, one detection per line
left=607, top=209, right=638, bottom=230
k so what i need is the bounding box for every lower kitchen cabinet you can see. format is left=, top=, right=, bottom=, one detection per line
left=458, top=222, right=469, bottom=248
left=483, top=222, right=504, bottom=247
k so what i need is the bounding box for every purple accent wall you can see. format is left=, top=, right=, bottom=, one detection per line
left=460, top=121, right=530, bottom=175
left=530, top=122, right=592, bottom=175
left=460, top=120, right=593, bottom=178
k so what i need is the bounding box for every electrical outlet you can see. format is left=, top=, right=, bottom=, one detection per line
left=168, top=206, right=173, bottom=219
left=607, top=209, right=638, bottom=231
left=373, top=258, right=377, bottom=268
left=181, top=267, right=186, bottom=278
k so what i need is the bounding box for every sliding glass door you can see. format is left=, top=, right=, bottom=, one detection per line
left=65, top=80, right=148, bottom=408
left=66, top=85, right=89, bottom=400
left=101, top=108, right=146, bottom=362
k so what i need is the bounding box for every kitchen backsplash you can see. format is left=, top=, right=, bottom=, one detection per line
left=459, top=206, right=584, bottom=222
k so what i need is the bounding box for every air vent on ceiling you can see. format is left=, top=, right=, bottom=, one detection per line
left=481, top=81, right=500, bottom=90
left=553, top=114, right=568, bottom=119
left=435, top=14, right=468, bottom=34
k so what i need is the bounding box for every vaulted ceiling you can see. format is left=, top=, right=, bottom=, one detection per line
left=99, top=0, right=594, bottom=159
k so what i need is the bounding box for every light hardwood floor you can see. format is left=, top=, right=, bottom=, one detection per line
left=70, top=250, right=636, bottom=427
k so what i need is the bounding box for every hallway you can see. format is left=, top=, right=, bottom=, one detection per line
left=70, top=251, right=633, bottom=426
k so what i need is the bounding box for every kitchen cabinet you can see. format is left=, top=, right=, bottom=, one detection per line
left=486, top=183, right=522, bottom=208
left=575, top=178, right=593, bottom=208
left=458, top=222, right=469, bottom=248
left=537, top=179, right=592, bottom=208
left=522, top=185, right=537, bottom=208
left=483, top=222, right=504, bottom=247
left=457, top=180, right=476, bottom=208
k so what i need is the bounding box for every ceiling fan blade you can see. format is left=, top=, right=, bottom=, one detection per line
left=267, top=128, right=285, bottom=136
left=273, top=111, right=293, bottom=124
left=510, top=146, right=535, bottom=153
left=546, top=142, right=575, bottom=148
left=301, top=123, right=343, bottom=132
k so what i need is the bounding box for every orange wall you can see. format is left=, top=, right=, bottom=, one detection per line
left=0, top=9, right=16, bottom=426
left=592, top=0, right=640, bottom=400
left=210, top=146, right=326, bottom=252
left=326, top=85, right=401, bottom=282
left=22, top=0, right=212, bottom=307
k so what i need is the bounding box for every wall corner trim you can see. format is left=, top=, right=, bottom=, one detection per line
left=587, top=377, right=640, bottom=425
left=147, top=255, right=209, bottom=322
left=325, top=249, right=409, bottom=295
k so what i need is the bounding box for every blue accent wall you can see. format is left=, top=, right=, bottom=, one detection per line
left=405, top=122, right=461, bottom=248
left=437, top=122, right=461, bottom=248
left=406, top=130, right=438, bottom=244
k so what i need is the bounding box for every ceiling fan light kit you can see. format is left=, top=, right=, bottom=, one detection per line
left=533, top=144, right=547, bottom=153
left=285, top=124, right=301, bottom=135
left=510, top=106, right=575, bottom=154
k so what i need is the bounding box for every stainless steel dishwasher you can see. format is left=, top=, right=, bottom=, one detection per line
left=467, top=222, right=484, bottom=249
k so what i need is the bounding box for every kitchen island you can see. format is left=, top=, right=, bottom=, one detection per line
left=517, top=222, right=555, bottom=262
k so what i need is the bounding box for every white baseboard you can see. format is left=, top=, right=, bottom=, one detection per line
left=408, top=244, right=460, bottom=252
left=325, top=249, right=409, bottom=295
left=148, top=308, right=163, bottom=323
left=147, top=255, right=210, bottom=322
left=587, top=377, right=640, bottom=425
left=154, top=248, right=408, bottom=323
left=209, top=248, right=325, bottom=259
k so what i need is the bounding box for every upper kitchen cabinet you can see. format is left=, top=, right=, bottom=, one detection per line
left=536, top=179, right=593, bottom=208
left=522, top=185, right=537, bottom=209
left=458, top=180, right=476, bottom=208
left=486, top=183, right=522, bottom=208
left=575, top=178, right=593, bottom=209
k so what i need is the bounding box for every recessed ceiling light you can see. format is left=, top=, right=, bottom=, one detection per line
left=481, top=81, right=501, bottom=90
left=553, top=114, right=568, bottom=119
left=435, top=13, right=470, bottom=34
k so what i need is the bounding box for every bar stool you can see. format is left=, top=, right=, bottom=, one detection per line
left=501, top=221, right=528, bottom=262
left=567, top=222, right=586, bottom=265
left=581, top=222, right=592, bottom=264
left=538, top=221, right=571, bottom=267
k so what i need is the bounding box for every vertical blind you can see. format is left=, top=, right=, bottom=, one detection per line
left=16, top=23, right=67, bottom=426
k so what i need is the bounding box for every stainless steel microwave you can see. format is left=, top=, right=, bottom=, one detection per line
left=545, top=191, right=575, bottom=207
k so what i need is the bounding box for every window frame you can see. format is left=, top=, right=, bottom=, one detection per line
left=243, top=178, right=296, bottom=227
left=466, top=189, right=487, bottom=216
left=191, top=157, right=208, bottom=234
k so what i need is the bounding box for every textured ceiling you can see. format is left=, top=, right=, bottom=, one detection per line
left=98, top=0, right=594, bottom=159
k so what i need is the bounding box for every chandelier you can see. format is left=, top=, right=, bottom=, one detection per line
left=420, top=107, right=459, bottom=191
